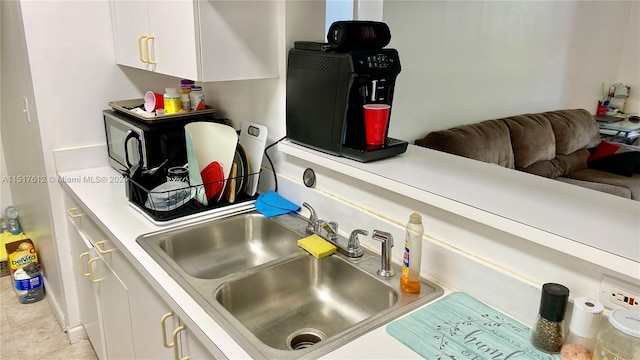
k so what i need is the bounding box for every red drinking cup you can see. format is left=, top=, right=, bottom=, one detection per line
left=363, top=104, right=391, bottom=145
left=143, top=91, right=165, bottom=112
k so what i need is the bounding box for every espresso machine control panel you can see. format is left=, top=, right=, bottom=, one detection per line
left=352, top=50, right=401, bottom=75
left=366, top=54, right=394, bottom=69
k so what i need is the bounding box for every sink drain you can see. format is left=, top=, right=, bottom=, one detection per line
left=285, top=328, right=326, bottom=350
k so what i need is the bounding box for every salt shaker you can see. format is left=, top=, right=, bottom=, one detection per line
left=532, top=283, right=570, bottom=353
left=560, top=297, right=604, bottom=360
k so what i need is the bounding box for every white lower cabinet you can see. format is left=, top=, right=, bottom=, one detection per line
left=115, top=243, right=211, bottom=360
left=65, top=196, right=215, bottom=359
left=70, top=226, right=106, bottom=359
left=95, top=257, right=135, bottom=360
left=68, top=206, right=135, bottom=360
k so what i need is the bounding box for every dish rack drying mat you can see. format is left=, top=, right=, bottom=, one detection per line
left=386, top=292, right=560, bottom=360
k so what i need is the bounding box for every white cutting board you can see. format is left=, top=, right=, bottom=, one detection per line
left=239, top=122, right=268, bottom=196
left=185, top=122, right=238, bottom=205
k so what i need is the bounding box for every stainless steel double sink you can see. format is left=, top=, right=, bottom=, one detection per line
left=137, top=210, right=443, bottom=359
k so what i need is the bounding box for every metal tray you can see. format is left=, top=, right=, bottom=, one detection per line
left=109, top=98, right=217, bottom=123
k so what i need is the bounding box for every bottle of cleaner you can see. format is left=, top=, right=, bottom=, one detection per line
left=400, top=212, right=423, bottom=293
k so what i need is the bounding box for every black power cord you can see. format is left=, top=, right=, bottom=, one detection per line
left=263, top=135, right=287, bottom=192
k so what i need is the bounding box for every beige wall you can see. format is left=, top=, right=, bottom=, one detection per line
left=383, top=1, right=638, bottom=141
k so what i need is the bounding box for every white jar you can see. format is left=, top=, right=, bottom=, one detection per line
left=190, top=86, right=205, bottom=111
left=593, top=309, right=640, bottom=360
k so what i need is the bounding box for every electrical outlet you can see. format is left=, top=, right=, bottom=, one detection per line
left=600, top=274, right=640, bottom=310
left=610, top=287, right=640, bottom=310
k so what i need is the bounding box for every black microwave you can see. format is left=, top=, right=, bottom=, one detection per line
left=103, top=110, right=222, bottom=173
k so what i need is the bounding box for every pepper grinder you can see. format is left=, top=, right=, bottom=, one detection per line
left=532, top=283, right=570, bottom=353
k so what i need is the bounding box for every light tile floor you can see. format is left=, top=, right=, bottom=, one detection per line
left=0, top=275, right=97, bottom=360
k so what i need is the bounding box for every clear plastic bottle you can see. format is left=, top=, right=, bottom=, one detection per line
left=163, top=87, right=181, bottom=115
left=400, top=212, right=423, bottom=293
left=5, top=205, right=18, bottom=220
left=14, top=262, right=45, bottom=304
left=190, top=86, right=205, bottom=111
left=7, top=219, right=21, bottom=235
left=180, top=87, right=191, bottom=111
left=180, top=79, right=194, bottom=111
left=0, top=218, right=8, bottom=234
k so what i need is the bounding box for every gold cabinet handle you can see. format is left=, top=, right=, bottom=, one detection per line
left=79, top=252, right=90, bottom=277
left=145, top=35, right=157, bottom=64
left=67, top=207, right=83, bottom=218
left=172, top=325, right=188, bottom=360
left=87, top=257, right=103, bottom=283
left=94, top=240, right=114, bottom=254
left=161, top=312, right=175, bottom=348
left=137, top=35, right=148, bottom=63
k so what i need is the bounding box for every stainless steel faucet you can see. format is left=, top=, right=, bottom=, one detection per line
left=347, top=229, right=367, bottom=258
left=302, top=203, right=318, bottom=234
left=372, top=230, right=395, bottom=277
left=301, top=202, right=365, bottom=258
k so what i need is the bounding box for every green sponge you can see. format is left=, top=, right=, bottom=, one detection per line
left=297, top=234, right=336, bottom=259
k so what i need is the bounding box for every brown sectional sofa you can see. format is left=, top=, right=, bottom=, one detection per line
left=415, top=109, right=640, bottom=200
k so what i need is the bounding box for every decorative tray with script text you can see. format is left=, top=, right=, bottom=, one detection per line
left=387, top=292, right=560, bottom=360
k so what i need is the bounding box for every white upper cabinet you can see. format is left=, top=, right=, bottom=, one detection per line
left=109, top=0, right=279, bottom=81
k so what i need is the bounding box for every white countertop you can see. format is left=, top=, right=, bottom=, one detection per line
left=59, top=165, right=441, bottom=359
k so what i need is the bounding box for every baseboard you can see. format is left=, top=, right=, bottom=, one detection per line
left=43, top=276, right=67, bottom=332
left=67, top=325, right=88, bottom=344
left=42, top=276, right=87, bottom=344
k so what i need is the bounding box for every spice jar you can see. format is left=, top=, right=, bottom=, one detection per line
left=560, top=297, right=604, bottom=360
left=531, top=283, right=570, bottom=353
left=593, top=309, right=640, bottom=360
left=180, top=79, right=194, bottom=111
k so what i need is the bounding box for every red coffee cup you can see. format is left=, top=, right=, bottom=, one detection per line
left=596, top=104, right=607, bottom=117
left=363, top=104, right=391, bottom=145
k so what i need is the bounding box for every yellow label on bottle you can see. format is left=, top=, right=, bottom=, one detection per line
left=164, top=98, right=180, bottom=115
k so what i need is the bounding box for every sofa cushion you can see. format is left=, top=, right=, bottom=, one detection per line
left=588, top=140, right=634, bottom=162
left=521, top=159, right=564, bottom=178
left=523, top=150, right=590, bottom=178
left=556, top=177, right=632, bottom=199
left=556, top=150, right=589, bottom=175
left=415, top=120, right=515, bottom=168
left=504, top=114, right=556, bottom=169
left=566, top=168, right=640, bottom=199
left=547, top=109, right=600, bottom=155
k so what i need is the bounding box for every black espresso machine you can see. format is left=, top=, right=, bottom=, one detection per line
left=286, top=21, right=408, bottom=162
